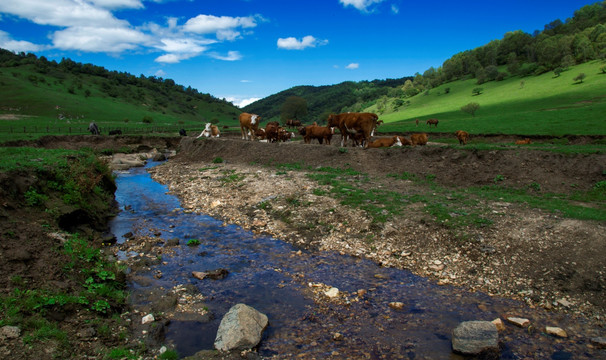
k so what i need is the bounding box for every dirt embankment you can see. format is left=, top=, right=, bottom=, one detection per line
left=150, top=136, right=606, bottom=325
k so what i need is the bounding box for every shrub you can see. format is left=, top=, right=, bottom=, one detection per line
left=212, top=157, right=223, bottom=163
left=461, top=102, right=480, bottom=117
left=472, top=87, right=483, bottom=96
left=142, top=116, right=153, bottom=124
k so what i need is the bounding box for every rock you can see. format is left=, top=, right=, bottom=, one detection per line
left=590, top=337, right=606, bottom=349
left=165, top=238, right=180, bottom=246
left=333, top=332, right=343, bottom=341
left=506, top=317, right=530, bottom=327
left=545, top=326, right=567, bottom=338
left=0, top=326, right=21, bottom=339
left=214, top=304, right=268, bottom=352
left=142, top=314, right=155, bottom=324
left=389, top=302, right=404, bottom=310
left=452, top=321, right=498, bottom=355
left=491, top=318, right=506, bottom=331
left=324, top=287, right=339, bottom=298
left=152, top=153, right=167, bottom=161
left=556, top=298, right=573, bottom=307
left=192, top=268, right=229, bottom=280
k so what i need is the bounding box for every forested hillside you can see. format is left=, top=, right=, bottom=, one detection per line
left=0, top=49, right=241, bottom=132
left=245, top=1, right=606, bottom=124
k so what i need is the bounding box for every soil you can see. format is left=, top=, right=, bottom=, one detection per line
left=1, top=134, right=605, bottom=359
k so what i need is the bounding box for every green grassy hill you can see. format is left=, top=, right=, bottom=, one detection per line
left=370, top=61, right=606, bottom=136
left=0, top=52, right=241, bottom=141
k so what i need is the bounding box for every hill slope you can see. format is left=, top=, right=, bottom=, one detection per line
left=0, top=50, right=241, bottom=140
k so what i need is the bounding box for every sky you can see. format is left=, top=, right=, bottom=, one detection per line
left=0, top=0, right=599, bottom=107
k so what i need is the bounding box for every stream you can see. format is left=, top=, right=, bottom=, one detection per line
left=110, top=161, right=598, bottom=359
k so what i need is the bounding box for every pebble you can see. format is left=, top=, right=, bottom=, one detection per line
left=506, top=317, right=530, bottom=327
left=492, top=318, right=506, bottom=331
left=545, top=326, right=567, bottom=338
left=389, top=302, right=404, bottom=310
left=142, top=314, right=155, bottom=324
left=324, top=287, right=339, bottom=298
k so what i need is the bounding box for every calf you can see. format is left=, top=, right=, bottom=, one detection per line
left=410, top=133, right=429, bottom=146
left=197, top=123, right=220, bottom=138
left=454, top=130, right=469, bottom=145
left=367, top=136, right=402, bottom=148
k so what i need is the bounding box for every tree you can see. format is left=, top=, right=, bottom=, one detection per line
left=461, top=102, right=480, bottom=117
left=472, top=87, right=484, bottom=96
left=280, top=96, right=307, bottom=123
left=573, top=73, right=586, bottom=83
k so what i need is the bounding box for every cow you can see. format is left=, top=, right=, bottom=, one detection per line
left=239, top=113, right=261, bottom=140
left=179, top=128, right=187, bottom=136
left=515, top=138, right=532, bottom=145
left=254, top=128, right=267, bottom=141
left=108, top=129, right=122, bottom=136
left=88, top=122, right=100, bottom=135
left=327, top=112, right=380, bottom=148
left=415, top=118, right=419, bottom=127
left=397, top=135, right=412, bottom=146
left=265, top=121, right=282, bottom=143
left=197, top=123, right=220, bottom=138
left=410, top=133, right=429, bottom=146
left=302, top=124, right=334, bottom=145
left=367, top=136, right=403, bottom=148
left=455, top=130, right=470, bottom=145
left=286, top=119, right=302, bottom=128
left=426, top=118, right=439, bottom=127
left=278, top=128, right=296, bottom=142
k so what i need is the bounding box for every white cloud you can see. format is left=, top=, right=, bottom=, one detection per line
left=0, top=30, right=44, bottom=52
left=0, top=1, right=264, bottom=64
left=155, top=69, right=166, bottom=77
left=277, top=35, right=327, bottom=50
left=52, top=26, right=149, bottom=52
left=209, top=51, right=242, bottom=61
left=240, top=80, right=252, bottom=83
left=226, top=96, right=260, bottom=108
left=183, top=14, right=258, bottom=35
left=346, top=63, right=359, bottom=69
left=0, top=0, right=126, bottom=28
left=339, top=0, right=384, bottom=12
left=391, top=5, right=399, bottom=14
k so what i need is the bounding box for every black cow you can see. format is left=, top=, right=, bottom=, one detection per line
left=179, top=128, right=187, bottom=136
left=108, top=129, right=122, bottom=135
left=88, top=122, right=100, bottom=135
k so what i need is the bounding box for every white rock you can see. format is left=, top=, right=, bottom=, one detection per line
left=546, top=326, right=568, bottom=338
left=324, top=287, right=339, bottom=298
left=506, top=317, right=530, bottom=327
left=142, top=314, right=155, bottom=324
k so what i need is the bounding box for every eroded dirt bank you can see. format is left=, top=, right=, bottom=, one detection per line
left=150, top=137, right=606, bottom=325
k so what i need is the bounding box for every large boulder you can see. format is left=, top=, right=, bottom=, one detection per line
left=214, top=304, right=268, bottom=352
left=452, top=321, right=499, bottom=355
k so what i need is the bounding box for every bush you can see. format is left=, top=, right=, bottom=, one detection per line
left=461, top=102, right=480, bottom=117
left=142, top=116, right=153, bottom=124
left=472, top=87, right=483, bottom=96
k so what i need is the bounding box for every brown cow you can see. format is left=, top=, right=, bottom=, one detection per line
left=303, top=124, right=334, bottom=145
left=515, top=138, right=532, bottom=145
left=265, top=121, right=282, bottom=143
left=367, top=136, right=402, bottom=148
left=397, top=135, right=412, bottom=146
left=286, top=119, right=302, bottom=128
left=254, top=128, right=267, bottom=141
left=415, top=118, right=419, bottom=127
left=454, top=130, right=469, bottom=145
left=426, top=118, right=439, bottom=127
left=239, top=113, right=262, bottom=140
left=410, top=133, right=429, bottom=146
left=327, top=112, right=379, bottom=148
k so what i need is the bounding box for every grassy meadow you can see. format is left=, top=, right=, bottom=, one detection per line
left=372, top=61, right=606, bottom=136
left=0, top=64, right=241, bottom=142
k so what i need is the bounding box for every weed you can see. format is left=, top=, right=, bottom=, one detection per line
left=257, top=201, right=271, bottom=210
left=493, top=174, right=505, bottom=183
left=338, top=147, right=348, bottom=153
left=212, top=157, right=223, bottom=164
left=187, top=239, right=201, bottom=246
left=160, top=349, right=180, bottom=360
left=594, top=181, right=606, bottom=190
left=528, top=182, right=541, bottom=191
left=24, top=188, right=48, bottom=206
left=286, top=196, right=301, bottom=206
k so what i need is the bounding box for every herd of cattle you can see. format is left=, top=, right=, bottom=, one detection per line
left=89, top=112, right=532, bottom=148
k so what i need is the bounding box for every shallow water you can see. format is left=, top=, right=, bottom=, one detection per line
left=110, top=162, right=599, bottom=359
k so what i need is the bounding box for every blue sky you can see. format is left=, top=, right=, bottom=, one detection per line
left=0, top=0, right=598, bottom=107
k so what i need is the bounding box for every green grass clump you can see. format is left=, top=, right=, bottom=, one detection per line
left=187, top=239, right=201, bottom=246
